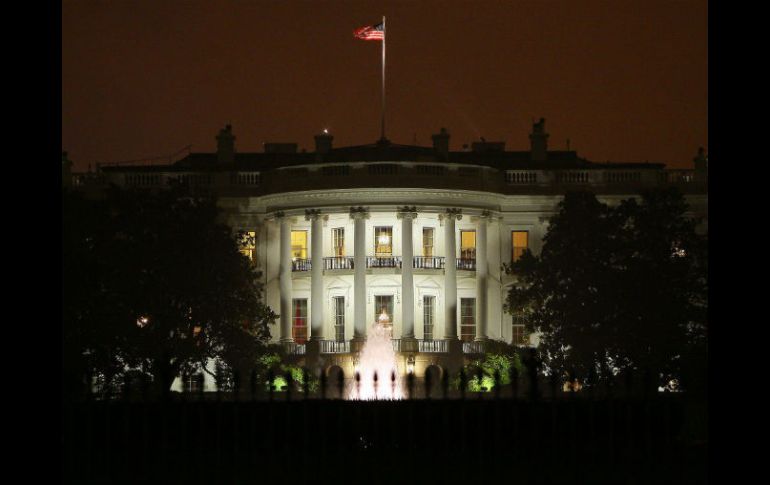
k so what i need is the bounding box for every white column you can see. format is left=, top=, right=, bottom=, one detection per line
left=443, top=209, right=461, bottom=339
left=398, top=207, right=417, bottom=339
left=351, top=207, right=370, bottom=341
left=307, top=209, right=324, bottom=341
left=475, top=213, right=489, bottom=341
left=278, top=214, right=293, bottom=342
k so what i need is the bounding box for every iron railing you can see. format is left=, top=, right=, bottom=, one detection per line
left=456, top=258, right=476, bottom=270
left=285, top=342, right=306, bottom=355
left=367, top=256, right=402, bottom=268
left=413, top=256, right=445, bottom=269
left=418, top=339, right=448, bottom=353
left=323, top=257, right=354, bottom=270
left=320, top=340, right=350, bottom=354
left=462, top=340, right=485, bottom=354
left=292, top=259, right=311, bottom=271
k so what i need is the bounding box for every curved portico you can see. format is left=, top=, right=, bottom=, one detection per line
left=257, top=189, right=509, bottom=375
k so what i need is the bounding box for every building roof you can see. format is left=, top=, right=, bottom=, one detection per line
left=101, top=140, right=665, bottom=173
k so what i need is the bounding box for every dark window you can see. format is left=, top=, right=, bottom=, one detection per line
left=334, top=297, right=345, bottom=342
left=423, top=296, right=435, bottom=340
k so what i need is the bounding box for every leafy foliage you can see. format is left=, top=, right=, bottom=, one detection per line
left=453, top=341, right=525, bottom=392
left=504, top=189, right=707, bottom=390
left=62, top=186, right=277, bottom=398
left=256, top=350, right=319, bottom=392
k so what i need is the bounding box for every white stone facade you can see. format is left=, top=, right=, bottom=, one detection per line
left=220, top=188, right=708, bottom=351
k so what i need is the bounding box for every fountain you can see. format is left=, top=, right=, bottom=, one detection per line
left=350, top=308, right=404, bottom=400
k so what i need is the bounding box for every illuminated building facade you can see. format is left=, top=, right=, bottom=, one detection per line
left=65, top=120, right=708, bottom=384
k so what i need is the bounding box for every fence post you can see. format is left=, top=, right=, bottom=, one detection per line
left=267, top=369, right=274, bottom=402
left=250, top=369, right=257, bottom=401
left=549, top=373, right=559, bottom=400
left=441, top=369, right=449, bottom=400
left=233, top=370, right=241, bottom=402
left=337, top=370, right=345, bottom=400
left=195, top=374, right=204, bottom=401
left=625, top=368, right=634, bottom=398
left=425, top=368, right=433, bottom=400
left=511, top=366, right=519, bottom=400
left=459, top=369, right=467, bottom=400
left=493, top=369, right=501, bottom=400
left=123, top=373, right=131, bottom=402
left=141, top=373, right=150, bottom=402
left=302, top=368, right=310, bottom=400
left=406, top=372, right=415, bottom=400
left=320, top=369, right=327, bottom=400
left=526, top=349, right=540, bottom=401
left=285, top=372, right=293, bottom=402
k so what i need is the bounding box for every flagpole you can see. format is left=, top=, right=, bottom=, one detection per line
left=381, top=15, right=386, bottom=141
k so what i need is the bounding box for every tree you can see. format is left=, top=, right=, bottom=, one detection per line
left=505, top=189, right=707, bottom=390
left=62, top=185, right=277, bottom=398
left=614, top=188, right=708, bottom=390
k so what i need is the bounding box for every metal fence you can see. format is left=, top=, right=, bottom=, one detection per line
left=63, top=368, right=707, bottom=483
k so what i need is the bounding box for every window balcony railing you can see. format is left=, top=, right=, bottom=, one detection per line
left=285, top=342, right=306, bottom=355
left=367, top=256, right=402, bottom=268
left=292, top=259, right=311, bottom=272
left=320, top=340, right=350, bottom=354
left=418, top=339, right=448, bottom=353
left=413, top=256, right=445, bottom=269
left=456, top=258, right=476, bottom=271
left=462, top=341, right=485, bottom=354
left=324, top=257, right=354, bottom=270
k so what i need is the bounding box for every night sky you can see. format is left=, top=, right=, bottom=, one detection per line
left=62, top=0, right=707, bottom=172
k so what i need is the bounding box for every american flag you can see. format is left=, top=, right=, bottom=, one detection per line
left=354, top=22, right=384, bottom=41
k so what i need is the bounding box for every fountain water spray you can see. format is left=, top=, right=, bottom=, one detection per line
left=350, top=309, right=404, bottom=400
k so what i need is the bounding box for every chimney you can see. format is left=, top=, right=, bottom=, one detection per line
left=62, top=151, right=73, bottom=188
left=216, top=125, right=235, bottom=164
left=529, top=118, right=549, bottom=161
left=314, top=130, right=334, bottom=155
left=432, top=127, right=450, bottom=160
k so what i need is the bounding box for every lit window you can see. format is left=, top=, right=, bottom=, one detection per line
left=374, top=227, right=393, bottom=256
left=460, top=230, right=476, bottom=260
left=333, top=228, right=345, bottom=256
left=460, top=298, right=476, bottom=342
left=423, top=296, right=435, bottom=340
left=374, top=295, right=394, bottom=326
left=512, top=231, right=528, bottom=262
left=334, top=296, right=345, bottom=342
left=238, top=231, right=256, bottom=262
left=292, top=299, right=308, bottom=344
left=291, top=231, right=307, bottom=260
left=422, top=228, right=434, bottom=257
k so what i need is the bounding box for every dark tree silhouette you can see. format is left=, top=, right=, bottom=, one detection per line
left=62, top=185, right=277, bottom=398
left=505, top=189, right=707, bottom=391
